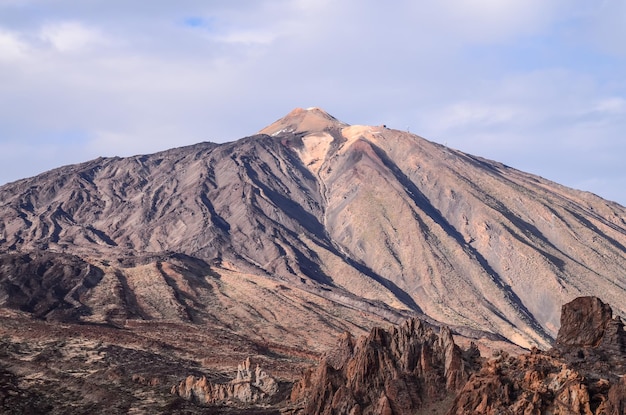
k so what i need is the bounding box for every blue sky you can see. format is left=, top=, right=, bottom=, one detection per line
left=0, top=0, right=625, bottom=205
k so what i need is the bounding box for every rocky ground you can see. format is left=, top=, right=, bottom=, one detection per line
left=2, top=295, right=626, bottom=414
left=0, top=307, right=308, bottom=414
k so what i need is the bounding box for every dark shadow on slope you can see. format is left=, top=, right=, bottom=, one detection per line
left=342, top=256, right=423, bottom=314
left=453, top=169, right=606, bottom=275
left=463, top=152, right=626, bottom=238
left=114, top=270, right=151, bottom=320
left=156, top=261, right=195, bottom=322
left=199, top=187, right=231, bottom=233
left=0, top=251, right=104, bottom=322
left=456, top=153, right=626, bottom=268
left=224, top=137, right=424, bottom=313
left=503, top=225, right=566, bottom=271
left=566, top=208, right=626, bottom=253
left=291, top=244, right=335, bottom=286
left=240, top=155, right=327, bottom=244
left=368, top=142, right=553, bottom=343
left=86, top=225, right=118, bottom=246
left=169, top=253, right=221, bottom=279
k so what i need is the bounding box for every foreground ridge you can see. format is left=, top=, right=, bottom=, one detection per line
left=290, top=318, right=480, bottom=414
left=450, top=296, right=626, bottom=414
left=290, top=297, right=626, bottom=415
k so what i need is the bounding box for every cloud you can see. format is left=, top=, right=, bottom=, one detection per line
left=0, top=1, right=624, bottom=205
left=0, top=29, right=28, bottom=61
left=431, top=103, right=521, bottom=131
left=39, top=21, right=106, bottom=53
left=590, top=97, right=626, bottom=116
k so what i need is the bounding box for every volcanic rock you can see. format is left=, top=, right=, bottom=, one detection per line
left=556, top=296, right=615, bottom=348
left=449, top=296, right=626, bottom=415
left=555, top=296, right=626, bottom=382
left=291, top=297, right=626, bottom=414
left=2, top=107, right=626, bottom=413
left=172, top=357, right=281, bottom=406
left=290, top=318, right=480, bottom=414
left=0, top=250, right=103, bottom=321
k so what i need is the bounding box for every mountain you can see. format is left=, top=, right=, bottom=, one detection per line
left=1, top=107, right=626, bottom=412
left=2, top=107, right=625, bottom=347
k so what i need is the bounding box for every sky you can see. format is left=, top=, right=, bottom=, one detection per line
left=0, top=1, right=625, bottom=206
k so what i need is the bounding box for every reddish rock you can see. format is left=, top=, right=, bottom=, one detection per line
left=556, top=296, right=614, bottom=348
left=556, top=296, right=626, bottom=379
left=291, top=318, right=479, bottom=414
left=601, top=377, right=626, bottom=414
left=449, top=297, right=626, bottom=415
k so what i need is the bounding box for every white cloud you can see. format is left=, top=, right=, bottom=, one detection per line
left=591, top=97, right=626, bottom=115
left=419, top=0, right=563, bottom=43
left=209, top=29, right=278, bottom=45
left=433, top=103, right=521, bottom=130
left=0, top=29, right=28, bottom=61
left=39, top=21, right=106, bottom=53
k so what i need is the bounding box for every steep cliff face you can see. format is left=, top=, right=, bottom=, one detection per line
left=2, top=108, right=626, bottom=350
left=290, top=318, right=480, bottom=414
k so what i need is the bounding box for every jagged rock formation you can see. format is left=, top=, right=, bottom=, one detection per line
left=449, top=296, right=626, bottom=414
left=290, top=318, right=480, bottom=414
left=554, top=297, right=626, bottom=388
left=172, top=357, right=281, bottom=406
left=289, top=297, right=626, bottom=415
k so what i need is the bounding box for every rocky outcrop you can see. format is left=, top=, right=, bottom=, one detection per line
left=449, top=296, right=626, bottom=415
left=172, top=357, right=281, bottom=406
left=555, top=296, right=626, bottom=377
left=449, top=349, right=598, bottom=414
left=556, top=296, right=615, bottom=348
left=290, top=297, right=626, bottom=415
left=290, top=318, right=480, bottom=414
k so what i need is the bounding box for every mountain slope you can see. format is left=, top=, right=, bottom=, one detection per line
left=1, top=107, right=626, bottom=350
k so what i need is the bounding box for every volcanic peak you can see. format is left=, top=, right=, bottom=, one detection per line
left=259, top=107, right=349, bottom=137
